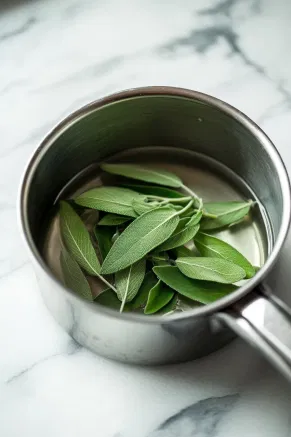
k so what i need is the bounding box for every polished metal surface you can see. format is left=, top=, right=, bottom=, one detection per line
left=19, top=87, right=291, bottom=370
left=217, top=286, right=291, bottom=381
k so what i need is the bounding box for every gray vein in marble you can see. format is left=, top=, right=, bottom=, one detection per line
left=62, top=0, right=95, bottom=19
left=200, top=0, right=291, bottom=104
left=0, top=120, right=57, bottom=159
left=199, top=0, right=260, bottom=17
left=0, top=17, right=36, bottom=44
left=0, top=0, right=33, bottom=12
left=0, top=79, right=30, bottom=96
left=257, top=101, right=289, bottom=124
left=0, top=78, right=125, bottom=160
left=148, top=394, right=239, bottom=437
left=0, top=260, right=30, bottom=282
left=33, top=56, right=124, bottom=93
left=159, top=22, right=291, bottom=105
left=0, top=65, right=122, bottom=159
left=5, top=352, right=61, bottom=384
left=5, top=340, right=81, bottom=384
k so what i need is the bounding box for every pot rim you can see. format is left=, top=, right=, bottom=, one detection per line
left=18, top=86, right=291, bottom=323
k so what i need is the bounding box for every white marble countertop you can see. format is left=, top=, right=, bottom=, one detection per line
left=1, top=0, right=291, bottom=435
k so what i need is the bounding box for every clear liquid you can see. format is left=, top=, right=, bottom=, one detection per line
left=42, top=147, right=271, bottom=304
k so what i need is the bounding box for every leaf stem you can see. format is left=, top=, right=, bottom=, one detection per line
left=191, top=207, right=216, bottom=219
left=173, top=199, right=194, bottom=217
left=59, top=239, right=116, bottom=294
left=202, top=212, right=217, bottom=219
left=147, top=195, right=192, bottom=205
left=120, top=298, right=126, bottom=313
left=145, top=195, right=169, bottom=201
left=181, top=184, right=203, bottom=211
left=159, top=196, right=192, bottom=205
left=96, top=273, right=118, bottom=294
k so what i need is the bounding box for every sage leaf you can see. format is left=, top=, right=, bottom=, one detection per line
left=176, top=296, right=201, bottom=311
left=153, top=266, right=237, bottom=304
left=173, top=246, right=195, bottom=258
left=101, top=207, right=180, bottom=274
left=158, top=295, right=178, bottom=315
left=186, top=210, right=203, bottom=227
left=194, top=232, right=255, bottom=278
left=176, top=257, right=246, bottom=283
left=98, top=214, right=131, bottom=226
left=126, top=271, right=158, bottom=310
left=179, top=207, right=196, bottom=219
left=94, top=226, right=115, bottom=262
left=95, top=288, right=120, bottom=310
left=75, top=187, right=142, bottom=217
left=116, top=259, right=146, bottom=311
left=121, top=183, right=184, bottom=198
left=144, top=280, right=175, bottom=314
left=157, top=218, right=200, bottom=251
left=132, top=199, right=160, bottom=216
left=60, top=201, right=101, bottom=275
left=101, top=163, right=183, bottom=188
left=150, top=252, right=171, bottom=266
left=201, top=201, right=253, bottom=230
left=60, top=248, right=93, bottom=301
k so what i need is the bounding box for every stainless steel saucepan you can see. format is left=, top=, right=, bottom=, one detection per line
left=19, top=87, right=291, bottom=380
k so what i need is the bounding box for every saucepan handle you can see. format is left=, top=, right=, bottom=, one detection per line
left=216, top=285, right=291, bottom=381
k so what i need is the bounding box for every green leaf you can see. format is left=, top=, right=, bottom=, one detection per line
left=98, top=214, right=131, bottom=226
left=115, top=259, right=146, bottom=308
left=176, top=296, right=202, bottom=311
left=121, top=183, right=184, bottom=198
left=60, top=248, right=93, bottom=301
left=94, top=226, right=115, bottom=262
left=126, top=271, right=158, bottom=310
left=101, top=163, right=183, bottom=188
left=186, top=210, right=203, bottom=227
left=101, top=207, right=180, bottom=274
left=74, top=187, right=143, bottom=217
left=194, top=232, right=255, bottom=279
left=179, top=207, right=196, bottom=219
left=132, top=199, right=160, bottom=216
left=95, top=288, right=120, bottom=310
left=144, top=280, right=175, bottom=314
left=157, top=218, right=200, bottom=251
left=59, top=201, right=101, bottom=275
left=201, top=201, right=253, bottom=230
left=176, top=257, right=246, bottom=283
left=173, top=246, right=195, bottom=258
left=153, top=266, right=237, bottom=304
left=150, top=252, right=171, bottom=266
left=157, top=294, right=178, bottom=314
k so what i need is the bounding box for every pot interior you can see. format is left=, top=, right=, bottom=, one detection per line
left=22, top=90, right=287, bottom=296
left=42, top=147, right=271, bottom=295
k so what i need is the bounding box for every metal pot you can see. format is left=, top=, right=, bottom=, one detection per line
left=19, top=87, right=291, bottom=380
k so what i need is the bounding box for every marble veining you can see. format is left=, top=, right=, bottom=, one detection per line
left=5, top=340, right=81, bottom=385
left=1, top=0, right=291, bottom=436
left=148, top=394, right=239, bottom=437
